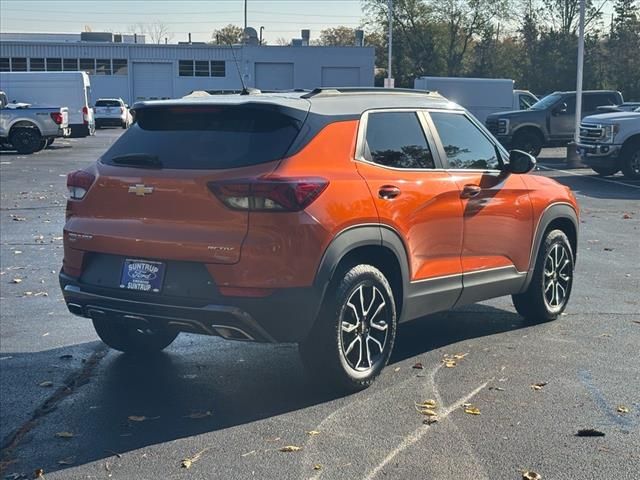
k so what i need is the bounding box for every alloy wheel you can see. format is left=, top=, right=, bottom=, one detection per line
left=630, top=151, right=640, bottom=176
left=340, top=284, right=389, bottom=372
left=543, top=243, right=572, bottom=310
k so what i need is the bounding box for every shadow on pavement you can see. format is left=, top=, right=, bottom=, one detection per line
left=538, top=171, right=640, bottom=200
left=1, top=303, right=531, bottom=476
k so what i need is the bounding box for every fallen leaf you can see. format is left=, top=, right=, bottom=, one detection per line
left=313, top=465, right=322, bottom=471
left=417, top=408, right=437, bottom=416
left=184, top=411, right=212, bottom=419
left=127, top=415, right=158, bottom=422
left=39, top=381, right=53, bottom=387
left=576, top=428, right=605, bottom=437
left=54, top=431, right=75, bottom=439
left=616, top=405, right=630, bottom=414
left=522, top=471, right=542, bottom=480
left=394, top=367, right=401, bottom=372
left=488, top=387, right=505, bottom=391
left=416, top=399, right=437, bottom=409
left=58, top=456, right=76, bottom=465
left=279, top=445, right=302, bottom=452
left=453, top=352, right=468, bottom=360
left=423, top=415, right=439, bottom=425
left=34, top=468, right=45, bottom=478
left=181, top=448, right=209, bottom=469
left=622, top=214, right=632, bottom=219
left=603, top=247, right=614, bottom=252
left=412, top=362, right=424, bottom=370
left=531, top=382, right=548, bottom=391
left=306, top=430, right=320, bottom=436
left=464, top=405, right=481, bottom=415
left=11, top=278, right=22, bottom=284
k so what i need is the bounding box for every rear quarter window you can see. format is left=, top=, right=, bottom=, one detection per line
left=101, top=104, right=303, bottom=170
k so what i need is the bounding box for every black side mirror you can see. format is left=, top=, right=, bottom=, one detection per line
left=507, top=150, right=536, bottom=174
left=553, top=102, right=568, bottom=115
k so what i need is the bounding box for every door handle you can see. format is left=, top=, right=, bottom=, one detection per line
left=461, top=184, right=482, bottom=198
left=378, top=185, right=401, bottom=200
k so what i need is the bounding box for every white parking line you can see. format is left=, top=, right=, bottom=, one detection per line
left=362, top=379, right=490, bottom=480
left=537, top=164, right=640, bottom=190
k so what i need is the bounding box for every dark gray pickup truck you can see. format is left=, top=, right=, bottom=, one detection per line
left=486, top=90, right=623, bottom=156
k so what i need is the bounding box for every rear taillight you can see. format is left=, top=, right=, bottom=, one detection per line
left=67, top=170, right=95, bottom=200
left=50, top=112, right=63, bottom=125
left=82, top=106, right=89, bottom=125
left=209, top=176, right=328, bottom=212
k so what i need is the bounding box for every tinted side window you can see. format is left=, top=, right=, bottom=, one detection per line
left=430, top=112, right=500, bottom=170
left=364, top=112, right=435, bottom=169
left=583, top=94, right=616, bottom=112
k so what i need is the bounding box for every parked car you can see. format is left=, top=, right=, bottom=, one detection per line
left=0, top=71, right=95, bottom=137
left=596, top=102, right=640, bottom=113
left=94, top=98, right=132, bottom=129
left=60, top=88, right=579, bottom=391
left=0, top=90, right=69, bottom=154
left=577, top=107, right=640, bottom=179
left=414, top=76, right=538, bottom=123
left=485, top=90, right=624, bottom=156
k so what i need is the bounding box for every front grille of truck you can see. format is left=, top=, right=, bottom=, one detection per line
left=485, top=119, right=499, bottom=135
left=579, top=123, right=604, bottom=144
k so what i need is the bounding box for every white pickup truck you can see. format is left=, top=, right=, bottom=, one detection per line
left=578, top=107, right=640, bottom=179
left=0, top=91, right=70, bottom=154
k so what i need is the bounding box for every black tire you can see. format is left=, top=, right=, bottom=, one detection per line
left=36, top=139, right=47, bottom=152
left=10, top=128, right=42, bottom=154
left=512, top=229, right=574, bottom=322
left=621, top=142, right=640, bottom=180
left=512, top=130, right=543, bottom=157
left=591, top=165, right=619, bottom=176
left=46, top=138, right=55, bottom=148
left=122, top=121, right=128, bottom=129
left=299, top=264, right=397, bottom=392
left=92, top=317, right=178, bottom=354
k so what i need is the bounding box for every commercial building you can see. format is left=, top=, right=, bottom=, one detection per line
left=0, top=31, right=375, bottom=105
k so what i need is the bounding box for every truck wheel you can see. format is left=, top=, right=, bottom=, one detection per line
left=46, top=138, right=55, bottom=148
left=592, top=166, right=618, bottom=177
left=512, top=229, right=574, bottom=322
left=92, top=317, right=178, bottom=354
left=512, top=130, right=543, bottom=157
left=10, top=128, right=42, bottom=154
left=621, top=143, right=640, bottom=180
left=299, top=264, right=397, bottom=392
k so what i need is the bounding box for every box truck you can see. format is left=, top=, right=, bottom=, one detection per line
left=0, top=71, right=95, bottom=137
left=413, top=76, right=538, bottom=123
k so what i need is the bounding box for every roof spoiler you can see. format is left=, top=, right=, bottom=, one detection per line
left=301, top=87, right=433, bottom=98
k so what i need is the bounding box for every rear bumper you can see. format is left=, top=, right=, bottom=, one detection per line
left=95, top=118, right=124, bottom=127
left=59, top=272, right=321, bottom=343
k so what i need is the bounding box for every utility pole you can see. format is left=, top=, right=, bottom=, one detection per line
left=386, top=0, right=393, bottom=88
left=574, top=0, right=586, bottom=144
left=244, top=0, right=248, bottom=30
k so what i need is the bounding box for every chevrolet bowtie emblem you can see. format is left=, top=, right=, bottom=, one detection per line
left=128, top=184, right=154, bottom=196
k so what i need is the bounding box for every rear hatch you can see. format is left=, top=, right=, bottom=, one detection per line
left=66, top=100, right=309, bottom=266
left=95, top=99, right=122, bottom=118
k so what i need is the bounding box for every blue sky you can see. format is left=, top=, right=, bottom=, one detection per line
left=0, top=0, right=366, bottom=44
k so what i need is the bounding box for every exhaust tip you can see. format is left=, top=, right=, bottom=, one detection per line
left=67, top=303, right=84, bottom=316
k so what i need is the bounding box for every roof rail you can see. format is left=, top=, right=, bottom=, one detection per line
left=301, top=87, right=432, bottom=98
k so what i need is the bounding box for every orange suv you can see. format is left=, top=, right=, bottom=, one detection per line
left=60, top=88, right=579, bottom=390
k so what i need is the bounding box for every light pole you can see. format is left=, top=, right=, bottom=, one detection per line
left=574, top=0, right=586, bottom=144
left=386, top=0, right=393, bottom=88
left=244, top=0, right=248, bottom=30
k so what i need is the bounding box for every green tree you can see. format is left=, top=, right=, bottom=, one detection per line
left=317, top=26, right=357, bottom=46
left=212, top=24, right=243, bottom=45
left=608, top=0, right=640, bottom=99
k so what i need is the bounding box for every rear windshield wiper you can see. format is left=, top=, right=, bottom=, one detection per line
left=110, top=154, right=163, bottom=169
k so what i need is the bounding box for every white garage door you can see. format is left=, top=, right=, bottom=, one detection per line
left=255, top=63, right=294, bottom=91
left=133, top=63, right=173, bottom=101
left=321, top=67, right=360, bottom=87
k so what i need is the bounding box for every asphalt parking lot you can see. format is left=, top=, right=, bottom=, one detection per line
left=1, top=131, right=639, bottom=480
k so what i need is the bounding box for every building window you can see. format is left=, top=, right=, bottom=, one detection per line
left=46, top=58, right=62, bottom=71
left=179, top=60, right=194, bottom=76
left=80, top=58, right=95, bottom=74
left=112, top=59, right=128, bottom=75
left=30, top=58, right=45, bottom=71
left=11, top=58, right=27, bottom=71
left=211, top=61, right=226, bottom=77
left=195, top=60, right=209, bottom=77
left=63, top=58, right=79, bottom=71
left=96, top=59, right=111, bottom=75
left=0, top=58, right=9, bottom=72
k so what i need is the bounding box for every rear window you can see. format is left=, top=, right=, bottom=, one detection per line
left=96, top=100, right=122, bottom=107
left=102, top=104, right=302, bottom=170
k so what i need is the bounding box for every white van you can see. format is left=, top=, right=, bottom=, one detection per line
left=413, top=77, right=538, bottom=123
left=0, top=71, right=95, bottom=137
